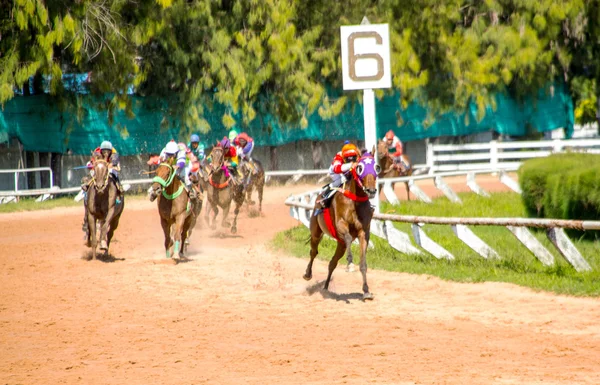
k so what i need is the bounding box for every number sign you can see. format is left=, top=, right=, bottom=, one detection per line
left=340, top=24, right=391, bottom=90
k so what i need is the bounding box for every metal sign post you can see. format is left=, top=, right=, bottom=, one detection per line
left=340, top=17, right=392, bottom=213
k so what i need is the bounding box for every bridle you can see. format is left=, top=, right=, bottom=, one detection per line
left=92, top=159, right=110, bottom=193
left=151, top=162, right=184, bottom=200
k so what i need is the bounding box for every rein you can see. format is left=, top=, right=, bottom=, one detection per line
left=209, top=174, right=229, bottom=189
left=207, top=148, right=228, bottom=189
left=334, top=166, right=370, bottom=203
left=152, top=163, right=184, bottom=200
left=92, top=159, right=110, bottom=193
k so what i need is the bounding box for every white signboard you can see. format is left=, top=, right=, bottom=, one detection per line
left=340, top=24, right=392, bottom=90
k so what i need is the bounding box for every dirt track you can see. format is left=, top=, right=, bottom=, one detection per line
left=1, top=176, right=599, bottom=385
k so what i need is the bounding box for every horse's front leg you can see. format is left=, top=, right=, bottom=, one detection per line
left=357, top=229, right=373, bottom=300
left=173, top=212, right=186, bottom=259
left=220, top=198, right=232, bottom=228
left=339, top=222, right=355, bottom=273
left=160, top=217, right=172, bottom=258
left=304, top=213, right=323, bottom=281
left=87, top=212, right=97, bottom=260
left=100, top=206, right=116, bottom=252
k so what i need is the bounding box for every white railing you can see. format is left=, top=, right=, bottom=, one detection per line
left=285, top=169, right=599, bottom=273
left=426, top=138, right=600, bottom=174
left=0, top=167, right=54, bottom=192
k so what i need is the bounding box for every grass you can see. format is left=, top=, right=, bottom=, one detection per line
left=0, top=193, right=148, bottom=214
left=272, top=192, right=600, bottom=297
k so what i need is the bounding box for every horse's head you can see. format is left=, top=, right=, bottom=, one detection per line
left=377, top=140, right=389, bottom=159
left=210, top=144, right=224, bottom=170
left=148, top=162, right=175, bottom=202
left=353, top=151, right=380, bottom=199
left=92, top=157, right=110, bottom=193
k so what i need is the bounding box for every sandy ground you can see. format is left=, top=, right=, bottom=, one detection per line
left=1, top=175, right=599, bottom=385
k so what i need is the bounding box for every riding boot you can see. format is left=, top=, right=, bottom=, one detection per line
left=317, top=185, right=334, bottom=209
left=113, top=174, right=124, bottom=194
left=81, top=176, right=91, bottom=192
left=187, top=183, right=198, bottom=202
left=247, top=161, right=257, bottom=175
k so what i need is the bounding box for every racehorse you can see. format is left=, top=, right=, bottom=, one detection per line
left=304, top=150, right=380, bottom=300
left=148, top=160, right=198, bottom=259
left=84, top=154, right=124, bottom=259
left=202, top=144, right=245, bottom=233
left=240, top=158, right=265, bottom=212
left=377, top=139, right=413, bottom=200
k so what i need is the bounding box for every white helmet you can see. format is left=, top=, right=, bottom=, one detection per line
left=100, top=141, right=113, bottom=150
left=165, top=141, right=179, bottom=155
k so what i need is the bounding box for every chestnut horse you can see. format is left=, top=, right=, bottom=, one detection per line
left=304, top=150, right=379, bottom=300
left=148, top=161, right=197, bottom=259
left=240, top=158, right=265, bottom=212
left=377, top=139, right=413, bottom=200
left=202, top=145, right=245, bottom=233
left=84, top=155, right=124, bottom=259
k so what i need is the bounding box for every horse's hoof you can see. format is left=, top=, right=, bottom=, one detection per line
left=231, top=226, right=237, bottom=234
left=346, top=263, right=356, bottom=273
left=248, top=200, right=256, bottom=205
left=100, top=240, right=108, bottom=251
left=303, top=274, right=312, bottom=281
left=363, top=292, right=374, bottom=301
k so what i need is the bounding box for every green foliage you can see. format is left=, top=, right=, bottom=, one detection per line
left=273, top=192, right=600, bottom=296
left=519, top=154, right=600, bottom=239
left=1, top=0, right=600, bottom=134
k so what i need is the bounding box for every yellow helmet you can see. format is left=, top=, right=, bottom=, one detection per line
left=341, top=143, right=359, bottom=160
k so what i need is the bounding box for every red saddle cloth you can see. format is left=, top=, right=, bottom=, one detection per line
left=323, top=208, right=343, bottom=243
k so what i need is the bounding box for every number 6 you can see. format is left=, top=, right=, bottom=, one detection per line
left=348, top=31, right=384, bottom=82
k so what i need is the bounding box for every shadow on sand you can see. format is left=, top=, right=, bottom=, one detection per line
left=81, top=251, right=125, bottom=263
left=305, top=280, right=365, bottom=304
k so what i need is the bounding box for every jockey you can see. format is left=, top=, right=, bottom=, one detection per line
left=318, top=141, right=360, bottom=208
left=228, top=129, right=238, bottom=143
left=82, top=140, right=123, bottom=194
left=220, top=137, right=242, bottom=183
left=81, top=140, right=122, bottom=242
left=159, top=140, right=200, bottom=200
left=383, top=130, right=409, bottom=171
left=188, top=134, right=206, bottom=162
left=233, top=132, right=257, bottom=175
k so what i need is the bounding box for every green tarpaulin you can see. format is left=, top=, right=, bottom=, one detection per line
left=0, top=83, right=573, bottom=156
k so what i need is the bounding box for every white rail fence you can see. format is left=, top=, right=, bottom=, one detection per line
left=285, top=169, right=600, bottom=273
left=2, top=138, right=600, bottom=203
left=426, top=138, right=600, bottom=174
left=0, top=169, right=343, bottom=203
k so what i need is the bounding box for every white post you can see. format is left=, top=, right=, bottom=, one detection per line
left=341, top=18, right=391, bottom=215
left=363, top=88, right=379, bottom=213
left=490, top=140, right=498, bottom=172
left=426, top=138, right=435, bottom=175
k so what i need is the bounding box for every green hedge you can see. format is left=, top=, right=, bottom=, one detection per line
left=519, top=153, right=600, bottom=226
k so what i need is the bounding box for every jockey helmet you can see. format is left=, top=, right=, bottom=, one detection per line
left=220, top=137, right=231, bottom=149
left=190, top=134, right=200, bottom=143
left=385, top=130, right=395, bottom=140
left=165, top=140, right=179, bottom=155
left=228, top=129, right=238, bottom=141
left=100, top=141, right=113, bottom=151
left=341, top=143, right=359, bottom=160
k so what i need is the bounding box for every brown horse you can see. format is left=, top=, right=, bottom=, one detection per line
left=240, top=158, right=265, bottom=212
left=84, top=155, right=124, bottom=260
left=148, top=161, right=197, bottom=259
left=202, top=145, right=245, bottom=233
left=377, top=139, right=413, bottom=200
left=304, top=150, right=379, bottom=300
